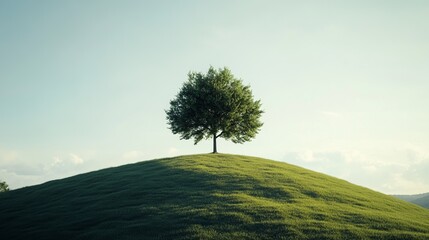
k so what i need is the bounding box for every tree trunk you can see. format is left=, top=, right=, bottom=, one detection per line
left=213, top=133, right=217, bottom=153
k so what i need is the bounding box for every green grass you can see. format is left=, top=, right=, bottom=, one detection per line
left=1, top=154, right=429, bottom=239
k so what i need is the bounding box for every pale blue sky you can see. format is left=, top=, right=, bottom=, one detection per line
left=1, top=1, right=428, bottom=194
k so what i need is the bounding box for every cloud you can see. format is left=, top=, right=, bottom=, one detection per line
left=283, top=147, right=429, bottom=194
left=0, top=148, right=44, bottom=176
left=32, top=154, right=83, bottom=180
left=48, top=153, right=85, bottom=170
left=2, top=164, right=44, bottom=176
left=0, top=148, right=18, bottom=164
left=168, top=147, right=179, bottom=156
left=1, top=148, right=156, bottom=190
left=319, top=111, right=342, bottom=118
left=69, top=154, right=84, bottom=165
left=382, top=172, right=429, bottom=194
left=403, top=145, right=429, bottom=165
left=122, top=150, right=144, bottom=161
left=0, top=168, right=42, bottom=189
left=0, top=151, right=88, bottom=189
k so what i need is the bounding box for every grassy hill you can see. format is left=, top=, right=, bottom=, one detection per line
left=412, top=195, right=429, bottom=209
left=393, top=193, right=429, bottom=209
left=1, top=154, right=429, bottom=239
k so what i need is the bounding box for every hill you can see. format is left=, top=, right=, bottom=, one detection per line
left=394, top=193, right=429, bottom=209
left=412, top=195, right=429, bottom=209
left=1, top=154, right=429, bottom=239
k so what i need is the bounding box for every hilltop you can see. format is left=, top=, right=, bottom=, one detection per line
left=1, top=154, right=429, bottom=239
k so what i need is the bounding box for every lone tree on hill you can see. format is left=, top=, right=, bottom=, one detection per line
left=166, top=66, right=263, bottom=153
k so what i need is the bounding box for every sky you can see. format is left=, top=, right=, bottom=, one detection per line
left=1, top=0, right=428, bottom=194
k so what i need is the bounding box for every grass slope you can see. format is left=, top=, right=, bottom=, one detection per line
left=393, top=193, right=429, bottom=209
left=1, top=154, right=429, bottom=239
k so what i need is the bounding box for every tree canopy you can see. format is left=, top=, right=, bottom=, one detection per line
left=166, top=66, right=263, bottom=153
left=0, top=180, right=9, bottom=192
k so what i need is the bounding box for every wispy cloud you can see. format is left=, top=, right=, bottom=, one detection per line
left=0, top=148, right=18, bottom=164
left=0, top=151, right=92, bottom=189
left=319, top=111, right=342, bottom=118
left=122, top=150, right=144, bottom=161
left=49, top=153, right=85, bottom=169
left=283, top=147, right=429, bottom=194
left=70, top=154, right=84, bottom=165
left=168, top=147, right=179, bottom=156
left=0, top=149, right=43, bottom=176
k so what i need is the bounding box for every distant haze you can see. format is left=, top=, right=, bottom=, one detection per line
left=1, top=1, right=428, bottom=194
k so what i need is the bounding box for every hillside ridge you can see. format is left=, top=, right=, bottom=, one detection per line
left=393, top=192, right=429, bottom=209
left=1, top=154, right=429, bottom=239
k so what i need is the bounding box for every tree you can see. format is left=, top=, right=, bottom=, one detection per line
left=0, top=180, right=9, bottom=192
left=166, top=66, right=263, bottom=153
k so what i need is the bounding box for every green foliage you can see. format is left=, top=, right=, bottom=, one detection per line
left=1, top=154, right=429, bottom=239
left=166, top=67, right=263, bottom=153
left=0, top=180, right=9, bottom=192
